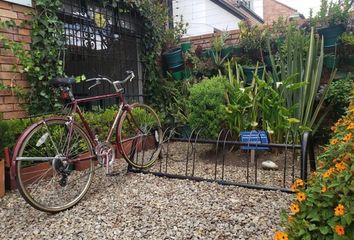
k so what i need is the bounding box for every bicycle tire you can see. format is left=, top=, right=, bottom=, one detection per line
left=117, top=103, right=162, bottom=169
left=15, top=118, right=95, bottom=213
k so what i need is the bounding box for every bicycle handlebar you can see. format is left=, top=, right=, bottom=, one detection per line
left=86, top=71, right=135, bottom=92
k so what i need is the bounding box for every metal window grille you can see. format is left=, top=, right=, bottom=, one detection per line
left=58, top=0, right=145, bottom=109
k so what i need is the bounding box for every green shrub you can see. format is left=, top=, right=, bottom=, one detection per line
left=187, top=76, right=230, bottom=138
left=326, top=74, right=353, bottom=113
left=275, top=93, right=354, bottom=240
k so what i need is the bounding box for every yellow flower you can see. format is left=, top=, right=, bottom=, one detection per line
left=321, top=186, right=327, bottom=193
left=350, top=108, right=354, bottom=114
left=335, top=162, right=347, bottom=172
left=290, top=183, right=298, bottom=192
left=290, top=203, right=300, bottom=214
left=274, top=231, right=288, bottom=240
left=330, top=139, right=338, bottom=145
left=335, top=225, right=345, bottom=236
left=347, top=123, right=354, bottom=130
left=343, top=133, right=352, bottom=142
left=296, top=192, right=306, bottom=202
left=334, top=204, right=345, bottom=217
left=294, top=179, right=304, bottom=188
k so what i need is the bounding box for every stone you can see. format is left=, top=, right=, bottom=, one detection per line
left=261, top=160, right=279, bottom=170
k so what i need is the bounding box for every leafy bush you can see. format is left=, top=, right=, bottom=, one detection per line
left=326, top=74, right=353, bottom=114
left=275, top=93, right=354, bottom=240
left=186, top=76, right=230, bottom=138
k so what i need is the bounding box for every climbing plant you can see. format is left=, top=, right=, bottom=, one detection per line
left=0, top=0, right=168, bottom=115
left=0, top=0, right=64, bottom=114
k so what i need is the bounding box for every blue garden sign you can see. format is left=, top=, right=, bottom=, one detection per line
left=240, top=131, right=270, bottom=150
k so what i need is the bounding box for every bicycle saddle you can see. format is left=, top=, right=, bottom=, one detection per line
left=48, top=77, right=75, bottom=87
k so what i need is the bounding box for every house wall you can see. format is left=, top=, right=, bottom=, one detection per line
left=0, top=1, right=31, bottom=119
left=173, top=0, right=242, bottom=37
left=263, top=0, right=296, bottom=24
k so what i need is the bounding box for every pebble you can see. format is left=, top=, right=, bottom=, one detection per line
left=0, top=146, right=292, bottom=240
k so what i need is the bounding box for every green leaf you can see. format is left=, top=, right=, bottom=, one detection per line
left=319, top=226, right=330, bottom=235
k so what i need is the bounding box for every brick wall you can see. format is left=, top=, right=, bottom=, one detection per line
left=263, top=0, right=296, bottom=25
left=0, top=1, right=32, bottom=119
left=182, top=29, right=241, bottom=50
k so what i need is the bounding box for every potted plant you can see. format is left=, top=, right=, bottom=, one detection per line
left=311, top=0, right=352, bottom=47
left=238, top=21, right=267, bottom=84
left=162, top=19, right=187, bottom=79
left=340, top=32, right=354, bottom=67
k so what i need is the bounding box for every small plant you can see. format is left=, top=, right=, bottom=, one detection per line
left=275, top=92, right=354, bottom=240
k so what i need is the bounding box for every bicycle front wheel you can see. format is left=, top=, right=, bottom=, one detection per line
left=117, top=103, right=162, bottom=169
left=15, top=118, right=95, bottom=213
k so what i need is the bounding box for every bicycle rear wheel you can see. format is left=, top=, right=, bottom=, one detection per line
left=15, top=118, right=95, bottom=213
left=117, top=103, right=162, bottom=169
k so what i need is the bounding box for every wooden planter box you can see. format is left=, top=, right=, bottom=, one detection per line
left=0, top=159, right=4, bottom=198
left=74, top=152, right=97, bottom=171
left=6, top=162, right=52, bottom=190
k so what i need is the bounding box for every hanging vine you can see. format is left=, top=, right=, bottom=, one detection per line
left=0, top=0, right=168, bottom=115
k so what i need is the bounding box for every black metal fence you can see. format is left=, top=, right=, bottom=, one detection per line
left=58, top=0, right=144, bottom=109
left=129, top=127, right=316, bottom=193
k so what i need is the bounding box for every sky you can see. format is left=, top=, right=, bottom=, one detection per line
left=277, top=0, right=322, bottom=17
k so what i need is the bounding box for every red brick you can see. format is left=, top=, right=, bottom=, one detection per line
left=0, top=104, right=13, bottom=112
left=0, top=9, right=17, bottom=19
left=0, top=27, right=17, bottom=34
left=0, top=72, right=19, bottom=80
left=4, top=96, right=18, bottom=104
left=0, top=2, right=12, bottom=10
left=0, top=32, right=14, bottom=40
left=15, top=80, right=29, bottom=88
left=0, top=97, right=3, bottom=104
left=13, top=103, right=23, bottom=111
left=0, top=89, right=11, bottom=96
left=0, top=48, right=14, bottom=56
left=3, top=111, right=27, bottom=119
left=18, top=28, right=30, bottom=36
left=1, top=64, right=16, bottom=71
left=12, top=4, right=32, bottom=14
left=13, top=34, right=31, bottom=43
left=16, top=13, right=32, bottom=21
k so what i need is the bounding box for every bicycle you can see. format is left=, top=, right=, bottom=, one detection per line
left=11, top=71, right=163, bottom=213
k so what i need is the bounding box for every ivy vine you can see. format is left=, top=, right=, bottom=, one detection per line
left=0, top=0, right=168, bottom=115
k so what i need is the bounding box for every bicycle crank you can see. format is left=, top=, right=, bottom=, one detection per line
left=95, top=142, right=115, bottom=174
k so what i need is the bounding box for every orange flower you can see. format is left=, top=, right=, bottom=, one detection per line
left=290, top=203, right=300, bottom=214
left=290, top=183, right=298, bottom=192
left=347, top=123, right=354, bottom=130
left=334, top=204, right=345, bottom=216
left=335, top=225, right=345, bottom=236
left=321, top=186, right=327, bottom=193
left=343, top=133, right=352, bottom=142
left=287, top=216, right=293, bottom=222
left=274, top=231, right=288, bottom=240
left=296, top=192, right=306, bottom=202
left=335, top=162, right=347, bottom=172
left=323, top=168, right=333, bottom=178
left=331, top=126, right=337, bottom=132
left=330, top=139, right=338, bottom=145
left=352, top=145, right=354, bottom=151
left=318, top=161, right=325, bottom=168
left=342, top=154, right=351, bottom=161
left=350, top=108, right=354, bottom=114
left=295, top=179, right=304, bottom=188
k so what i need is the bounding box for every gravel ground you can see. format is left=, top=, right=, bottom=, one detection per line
left=0, top=161, right=292, bottom=240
